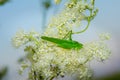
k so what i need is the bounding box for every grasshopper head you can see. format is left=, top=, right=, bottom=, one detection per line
left=73, top=41, right=83, bottom=50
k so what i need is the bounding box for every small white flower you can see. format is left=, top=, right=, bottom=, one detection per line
left=54, top=0, right=61, bottom=4
left=99, top=33, right=111, bottom=41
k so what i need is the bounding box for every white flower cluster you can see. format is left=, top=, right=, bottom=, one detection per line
left=12, top=0, right=111, bottom=80
left=12, top=30, right=29, bottom=48
left=30, top=33, right=110, bottom=80
left=12, top=30, right=41, bottom=48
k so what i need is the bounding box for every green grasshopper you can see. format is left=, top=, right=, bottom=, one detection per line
left=41, top=31, right=83, bottom=49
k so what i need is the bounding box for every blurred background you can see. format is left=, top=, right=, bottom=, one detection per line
left=0, top=0, right=120, bottom=80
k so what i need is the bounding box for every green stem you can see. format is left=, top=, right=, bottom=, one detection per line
left=72, top=8, right=93, bottom=34
left=72, top=19, right=90, bottom=34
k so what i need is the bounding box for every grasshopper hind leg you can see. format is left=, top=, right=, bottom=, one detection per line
left=63, top=30, right=73, bottom=41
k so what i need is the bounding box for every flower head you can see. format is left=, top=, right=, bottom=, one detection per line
left=12, top=0, right=111, bottom=80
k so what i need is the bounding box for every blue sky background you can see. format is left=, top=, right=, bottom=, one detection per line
left=0, top=0, right=120, bottom=80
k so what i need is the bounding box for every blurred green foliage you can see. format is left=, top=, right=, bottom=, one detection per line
left=95, top=72, right=120, bottom=80
left=43, top=0, right=51, bottom=9
left=0, top=0, right=9, bottom=5
left=0, top=67, right=8, bottom=80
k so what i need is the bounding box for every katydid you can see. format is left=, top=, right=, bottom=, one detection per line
left=41, top=31, right=83, bottom=49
